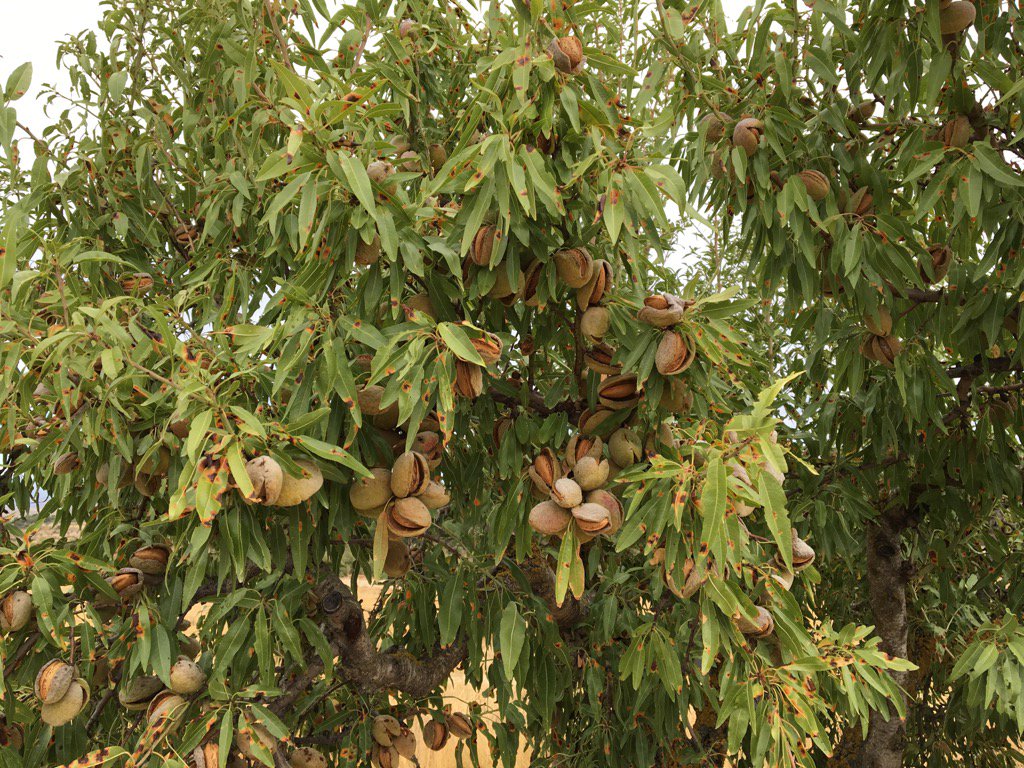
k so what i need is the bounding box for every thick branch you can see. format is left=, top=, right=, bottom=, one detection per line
left=489, top=387, right=583, bottom=421
left=860, top=500, right=915, bottom=768
left=314, top=574, right=466, bottom=698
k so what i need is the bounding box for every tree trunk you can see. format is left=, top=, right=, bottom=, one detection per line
left=859, top=511, right=911, bottom=768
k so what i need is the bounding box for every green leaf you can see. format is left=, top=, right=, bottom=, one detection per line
left=972, top=143, right=1024, bottom=188
left=438, top=573, right=465, bottom=646
left=437, top=322, right=485, bottom=365
left=759, top=472, right=791, bottom=571
left=699, top=457, right=727, bottom=565
left=335, top=151, right=378, bottom=217
left=5, top=63, right=32, bottom=101
left=499, top=602, right=527, bottom=681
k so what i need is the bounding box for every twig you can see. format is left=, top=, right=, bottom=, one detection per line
left=3, top=629, right=41, bottom=677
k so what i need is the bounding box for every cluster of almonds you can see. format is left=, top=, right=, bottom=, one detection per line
left=91, top=442, right=174, bottom=498
left=34, top=660, right=91, bottom=727
left=118, top=654, right=206, bottom=732
left=370, top=715, right=419, bottom=766
left=859, top=306, right=902, bottom=368
left=244, top=455, right=324, bottom=506
left=527, top=435, right=624, bottom=542
left=220, top=722, right=329, bottom=767
left=702, top=111, right=841, bottom=205
left=94, top=543, right=171, bottom=614
left=638, top=293, right=698, bottom=376
left=348, top=450, right=450, bottom=576
left=0, top=589, right=32, bottom=633
left=650, top=527, right=814, bottom=641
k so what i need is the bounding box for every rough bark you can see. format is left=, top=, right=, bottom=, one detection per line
left=859, top=506, right=913, bottom=768
left=519, top=555, right=589, bottom=629
left=314, top=574, right=467, bottom=698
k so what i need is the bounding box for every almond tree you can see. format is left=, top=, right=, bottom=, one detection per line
left=0, top=1, right=984, bottom=767
left=658, top=0, right=1024, bottom=765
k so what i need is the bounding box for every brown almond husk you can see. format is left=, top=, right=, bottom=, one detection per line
left=637, top=294, right=688, bottom=328
left=597, top=374, right=641, bottom=411
left=655, top=330, right=696, bottom=376
left=795, top=169, right=830, bottom=201
left=471, top=333, right=503, bottom=365
left=390, top=451, right=430, bottom=498
left=529, top=500, right=571, bottom=536
left=584, top=343, right=621, bottom=375
left=472, top=225, right=497, bottom=267
left=553, top=247, right=594, bottom=289
left=385, top=497, right=432, bottom=537
left=732, top=117, right=764, bottom=157
left=577, top=259, right=612, bottom=310
left=454, top=360, right=484, bottom=399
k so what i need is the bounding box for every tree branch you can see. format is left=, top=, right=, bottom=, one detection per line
left=314, top=574, right=467, bottom=698
left=488, top=387, right=583, bottom=421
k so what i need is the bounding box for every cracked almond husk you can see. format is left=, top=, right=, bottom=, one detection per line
left=656, top=329, right=696, bottom=376
left=572, top=502, right=612, bottom=535
left=577, top=259, right=612, bottom=310
left=391, top=451, right=430, bottom=498
left=547, top=36, right=585, bottom=75
left=0, top=590, right=32, bottom=633
left=454, top=360, right=484, bottom=399
left=597, top=373, right=641, bottom=410
left=920, top=243, right=952, bottom=284
left=795, top=169, right=830, bottom=201
left=735, top=606, right=775, bottom=638
left=585, top=489, right=623, bottom=534
left=35, top=659, right=76, bottom=704
left=423, top=719, right=450, bottom=751
left=471, top=332, right=503, bottom=365
left=471, top=225, right=497, bottom=267
left=528, top=448, right=561, bottom=497
left=245, top=456, right=284, bottom=505
left=565, top=435, right=602, bottom=469
left=732, top=117, right=764, bottom=157
left=385, top=497, right=432, bottom=538
left=584, top=343, right=621, bottom=375
left=637, top=293, right=688, bottom=328
left=447, top=712, right=474, bottom=740
left=129, top=544, right=171, bottom=576
left=119, top=675, right=165, bottom=710
left=553, top=246, right=594, bottom=289
left=609, top=428, right=643, bottom=468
